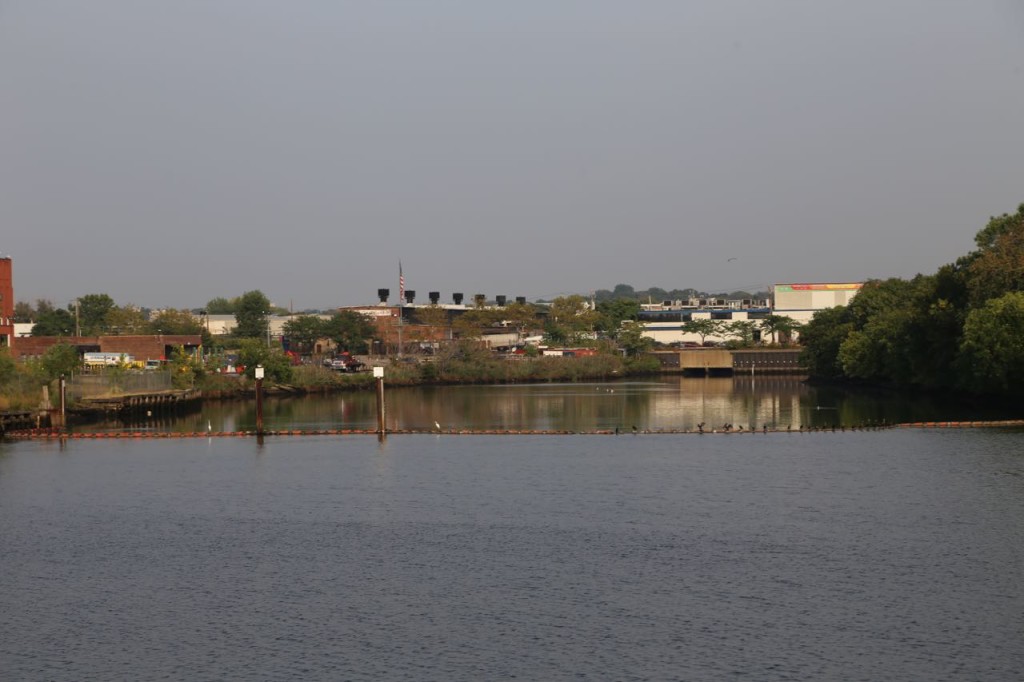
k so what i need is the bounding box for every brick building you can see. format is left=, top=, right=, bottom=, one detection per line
left=344, top=305, right=451, bottom=355
left=0, top=257, right=13, bottom=349
left=13, top=335, right=202, bottom=363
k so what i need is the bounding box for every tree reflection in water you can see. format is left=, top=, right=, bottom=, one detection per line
left=81, top=376, right=1021, bottom=434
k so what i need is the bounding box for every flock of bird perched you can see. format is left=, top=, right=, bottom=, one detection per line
left=613, top=421, right=895, bottom=435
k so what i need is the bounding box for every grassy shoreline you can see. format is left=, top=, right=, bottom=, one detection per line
left=198, top=354, right=660, bottom=398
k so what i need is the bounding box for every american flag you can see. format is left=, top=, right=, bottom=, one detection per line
left=399, top=261, right=404, bottom=301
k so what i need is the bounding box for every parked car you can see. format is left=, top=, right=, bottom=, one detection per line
left=326, top=353, right=364, bottom=372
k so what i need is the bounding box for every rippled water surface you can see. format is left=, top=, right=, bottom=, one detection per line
left=2, top=430, right=1022, bottom=680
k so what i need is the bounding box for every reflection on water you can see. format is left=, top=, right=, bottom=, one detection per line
left=79, top=376, right=1021, bottom=434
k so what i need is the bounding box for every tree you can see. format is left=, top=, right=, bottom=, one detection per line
left=596, top=298, right=640, bottom=332
left=13, top=301, right=33, bottom=323
left=592, top=284, right=637, bottom=303
left=646, top=287, right=669, bottom=303
left=545, top=295, right=600, bottom=345
left=453, top=307, right=501, bottom=340
left=234, top=290, right=271, bottom=339
left=825, top=278, right=920, bottom=383
left=205, top=296, right=236, bottom=314
left=412, top=304, right=450, bottom=329
left=0, top=347, right=16, bottom=385
left=956, top=291, right=1024, bottom=395
left=836, top=305, right=915, bottom=383
left=790, top=202, right=1024, bottom=389
left=798, top=307, right=855, bottom=379
left=150, top=309, right=204, bottom=336
left=105, top=305, right=150, bottom=335
left=321, top=311, right=375, bottom=353
left=500, top=301, right=541, bottom=343
left=840, top=272, right=966, bottom=389
left=723, top=320, right=757, bottom=347
left=967, top=206, right=1024, bottom=306
left=282, top=315, right=325, bottom=355
left=759, top=314, right=800, bottom=344
left=617, top=320, right=652, bottom=356
left=973, top=202, right=1024, bottom=250
left=844, top=279, right=915, bottom=328
left=681, top=318, right=723, bottom=345
left=38, top=343, right=81, bottom=381
left=76, top=293, right=116, bottom=335
left=167, top=345, right=204, bottom=388
left=31, top=308, right=75, bottom=336
left=236, top=338, right=294, bottom=382
left=905, top=268, right=969, bottom=389
left=612, top=284, right=636, bottom=298
left=542, top=318, right=569, bottom=346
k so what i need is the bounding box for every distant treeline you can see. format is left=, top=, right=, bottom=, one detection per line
left=799, top=203, right=1024, bottom=398
left=592, top=284, right=769, bottom=304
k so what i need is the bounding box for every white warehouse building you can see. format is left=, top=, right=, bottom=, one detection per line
left=638, top=283, right=863, bottom=346
left=771, top=282, right=863, bottom=325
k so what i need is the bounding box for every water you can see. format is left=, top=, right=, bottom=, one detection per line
left=2, top=429, right=1022, bottom=681
left=75, top=376, right=1021, bottom=433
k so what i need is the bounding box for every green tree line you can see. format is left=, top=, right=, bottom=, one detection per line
left=19, top=294, right=211, bottom=342
left=592, top=284, right=770, bottom=304
left=799, top=203, right=1024, bottom=396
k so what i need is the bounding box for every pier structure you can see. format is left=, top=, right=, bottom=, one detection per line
left=646, top=348, right=804, bottom=375
left=73, top=389, right=202, bottom=419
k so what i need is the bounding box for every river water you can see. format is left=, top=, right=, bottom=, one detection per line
left=72, top=376, right=1024, bottom=434
left=2, top=382, right=1023, bottom=680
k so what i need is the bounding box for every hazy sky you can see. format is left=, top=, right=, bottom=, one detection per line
left=2, top=1, right=1023, bottom=310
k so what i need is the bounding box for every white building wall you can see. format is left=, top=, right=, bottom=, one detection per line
left=638, top=283, right=863, bottom=344
left=773, top=283, right=863, bottom=325
left=640, top=313, right=758, bottom=345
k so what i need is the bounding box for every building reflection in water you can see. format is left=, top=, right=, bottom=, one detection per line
left=90, top=375, right=1016, bottom=433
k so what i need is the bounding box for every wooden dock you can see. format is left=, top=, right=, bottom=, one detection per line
left=73, top=389, right=202, bottom=418
left=0, top=411, right=38, bottom=434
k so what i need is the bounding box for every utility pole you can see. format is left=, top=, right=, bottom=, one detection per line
left=396, top=305, right=403, bottom=358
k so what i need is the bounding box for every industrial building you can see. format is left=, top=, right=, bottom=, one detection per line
left=771, top=282, right=863, bottom=324
left=636, top=295, right=772, bottom=346
left=637, top=283, right=863, bottom=346
left=12, top=334, right=203, bottom=364
left=339, top=289, right=537, bottom=355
